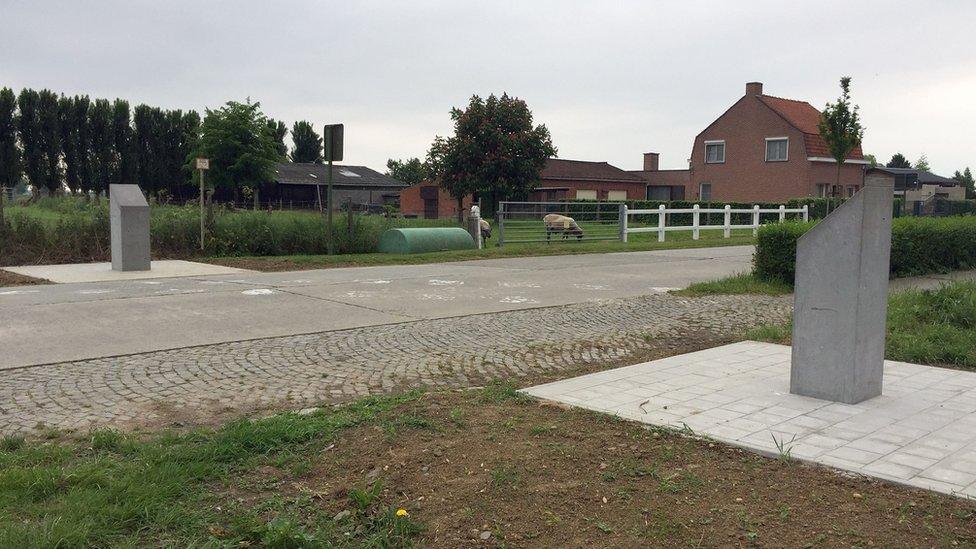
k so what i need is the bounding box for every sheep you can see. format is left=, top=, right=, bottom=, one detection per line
left=479, top=218, right=492, bottom=241
left=543, top=213, right=584, bottom=242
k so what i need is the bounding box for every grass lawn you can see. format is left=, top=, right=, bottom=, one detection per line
left=745, top=281, right=976, bottom=370
left=2, top=384, right=973, bottom=547
left=206, top=230, right=756, bottom=272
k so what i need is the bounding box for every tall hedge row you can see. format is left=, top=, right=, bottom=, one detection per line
left=0, top=198, right=456, bottom=266
left=754, top=216, right=976, bottom=283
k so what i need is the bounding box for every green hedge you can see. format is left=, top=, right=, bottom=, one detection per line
left=754, top=215, right=976, bottom=283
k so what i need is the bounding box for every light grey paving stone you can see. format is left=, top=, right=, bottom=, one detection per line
left=522, top=342, right=976, bottom=500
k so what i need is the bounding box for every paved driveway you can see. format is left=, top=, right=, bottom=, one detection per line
left=0, top=246, right=752, bottom=368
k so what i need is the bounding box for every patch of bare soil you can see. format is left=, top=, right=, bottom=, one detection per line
left=0, top=269, right=48, bottom=287
left=230, top=390, right=976, bottom=548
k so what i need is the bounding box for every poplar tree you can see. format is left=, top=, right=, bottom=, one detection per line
left=0, top=87, right=20, bottom=222
left=290, top=120, right=322, bottom=163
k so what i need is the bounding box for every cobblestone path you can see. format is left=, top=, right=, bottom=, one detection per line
left=0, top=294, right=791, bottom=435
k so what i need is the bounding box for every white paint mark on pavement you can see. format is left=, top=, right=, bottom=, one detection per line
left=355, top=279, right=391, bottom=285
left=428, top=279, right=463, bottom=286
left=343, top=290, right=376, bottom=298
left=499, top=281, right=541, bottom=288
left=77, top=289, right=115, bottom=295
left=242, top=288, right=278, bottom=296
left=0, top=289, right=40, bottom=295
left=420, top=293, right=455, bottom=301
left=573, top=283, right=609, bottom=291
left=499, top=296, right=539, bottom=304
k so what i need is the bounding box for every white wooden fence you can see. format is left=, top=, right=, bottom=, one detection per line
left=621, top=204, right=809, bottom=243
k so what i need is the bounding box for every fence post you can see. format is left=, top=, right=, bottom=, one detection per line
left=692, top=204, right=700, bottom=240
left=619, top=203, right=628, bottom=243
left=803, top=205, right=809, bottom=222
left=498, top=202, right=506, bottom=247
left=657, top=204, right=666, bottom=242
left=779, top=204, right=786, bottom=222
left=723, top=204, right=731, bottom=238
left=752, top=205, right=760, bottom=236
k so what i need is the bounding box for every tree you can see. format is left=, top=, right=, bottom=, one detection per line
left=953, top=167, right=975, bottom=199
left=17, top=89, right=44, bottom=193
left=886, top=153, right=911, bottom=168
left=37, top=89, right=63, bottom=195
left=385, top=157, right=426, bottom=186
left=817, top=77, right=863, bottom=208
left=863, top=153, right=878, bottom=168
left=290, top=120, right=322, bottom=163
left=0, top=87, right=20, bottom=224
left=58, top=95, right=80, bottom=193
left=113, top=99, right=135, bottom=185
left=72, top=96, right=93, bottom=194
left=914, top=154, right=930, bottom=172
left=192, top=101, right=279, bottom=203
left=266, top=118, right=288, bottom=159
left=89, top=99, right=114, bottom=197
left=425, top=93, right=556, bottom=219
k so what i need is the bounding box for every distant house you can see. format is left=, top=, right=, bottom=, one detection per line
left=268, top=162, right=408, bottom=210
left=399, top=158, right=645, bottom=218
left=637, top=82, right=870, bottom=202
left=867, top=167, right=965, bottom=202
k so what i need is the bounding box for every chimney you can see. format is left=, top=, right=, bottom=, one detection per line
left=643, top=152, right=660, bottom=172
left=746, top=82, right=763, bottom=96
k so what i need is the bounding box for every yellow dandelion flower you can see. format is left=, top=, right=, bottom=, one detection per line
left=396, top=508, right=409, bottom=517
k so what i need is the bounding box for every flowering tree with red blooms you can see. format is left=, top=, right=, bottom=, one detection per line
left=425, top=93, right=556, bottom=219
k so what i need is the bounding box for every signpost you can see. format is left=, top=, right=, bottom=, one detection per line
left=323, top=124, right=344, bottom=255
left=195, top=158, right=210, bottom=250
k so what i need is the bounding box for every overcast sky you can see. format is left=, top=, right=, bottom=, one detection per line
left=3, top=1, right=974, bottom=175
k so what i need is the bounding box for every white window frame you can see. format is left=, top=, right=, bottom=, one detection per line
left=606, top=190, right=628, bottom=201
left=704, top=140, right=725, bottom=164
left=699, top=182, right=712, bottom=200
left=816, top=184, right=829, bottom=198
left=575, top=189, right=597, bottom=200
left=765, top=137, right=789, bottom=162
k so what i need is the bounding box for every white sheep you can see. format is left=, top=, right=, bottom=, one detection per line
left=543, top=214, right=584, bottom=241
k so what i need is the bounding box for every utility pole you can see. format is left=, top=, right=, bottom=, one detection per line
left=323, top=124, right=344, bottom=255
left=195, top=158, right=210, bottom=250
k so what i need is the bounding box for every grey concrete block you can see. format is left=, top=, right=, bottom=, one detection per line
left=110, top=184, right=151, bottom=271
left=790, top=176, right=894, bottom=404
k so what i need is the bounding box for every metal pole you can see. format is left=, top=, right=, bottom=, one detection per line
left=327, top=158, right=334, bottom=255
left=199, top=169, right=205, bottom=250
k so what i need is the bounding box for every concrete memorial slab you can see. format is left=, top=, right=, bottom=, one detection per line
left=2, top=260, right=251, bottom=284
left=110, top=184, right=151, bottom=271
left=790, top=177, right=894, bottom=404
left=523, top=342, right=976, bottom=499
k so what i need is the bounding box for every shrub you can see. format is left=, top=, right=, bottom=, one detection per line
left=753, top=221, right=813, bottom=283
left=753, top=215, right=976, bottom=283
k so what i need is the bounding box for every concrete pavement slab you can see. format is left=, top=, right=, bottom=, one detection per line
left=524, top=341, right=976, bottom=500
left=2, top=260, right=251, bottom=283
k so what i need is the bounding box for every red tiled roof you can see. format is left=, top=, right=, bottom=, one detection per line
left=757, top=95, right=863, bottom=160
left=541, top=158, right=644, bottom=183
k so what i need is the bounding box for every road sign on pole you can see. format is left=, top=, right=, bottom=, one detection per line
left=324, top=124, right=344, bottom=255
left=196, top=158, right=209, bottom=250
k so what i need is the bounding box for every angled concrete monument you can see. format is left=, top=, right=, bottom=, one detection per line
left=790, top=174, right=894, bottom=404
left=110, top=184, right=151, bottom=271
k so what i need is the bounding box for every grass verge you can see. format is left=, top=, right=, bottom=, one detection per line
left=747, top=281, right=976, bottom=369
left=0, top=269, right=48, bottom=287
left=1, top=384, right=973, bottom=547
left=205, top=233, right=755, bottom=272
left=674, top=272, right=792, bottom=297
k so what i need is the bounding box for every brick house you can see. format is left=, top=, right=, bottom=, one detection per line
left=399, top=158, right=644, bottom=218
left=637, top=82, right=869, bottom=202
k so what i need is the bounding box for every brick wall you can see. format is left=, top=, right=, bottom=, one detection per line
left=400, top=184, right=473, bottom=219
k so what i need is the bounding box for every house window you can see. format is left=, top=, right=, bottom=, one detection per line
left=816, top=184, right=829, bottom=198
left=607, top=190, right=628, bottom=201
left=704, top=141, right=725, bottom=164
left=647, top=186, right=672, bottom=201
left=765, top=138, right=789, bottom=162
left=576, top=189, right=597, bottom=200
left=699, top=183, right=712, bottom=201
left=847, top=185, right=859, bottom=197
